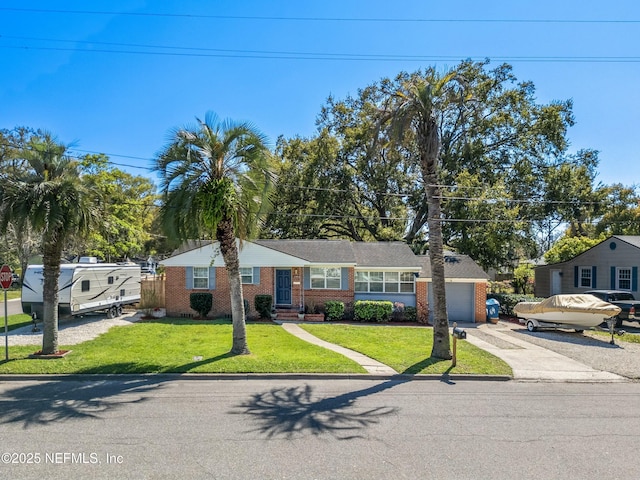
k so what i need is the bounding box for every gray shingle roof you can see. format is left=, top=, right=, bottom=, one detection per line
left=351, top=242, right=421, bottom=268
left=417, top=251, right=489, bottom=280
left=255, top=239, right=421, bottom=268
left=254, top=239, right=355, bottom=263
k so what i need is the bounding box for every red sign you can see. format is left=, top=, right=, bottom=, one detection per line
left=0, top=264, right=12, bottom=290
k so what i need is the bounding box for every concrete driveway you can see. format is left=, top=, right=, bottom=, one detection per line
left=464, top=321, right=639, bottom=382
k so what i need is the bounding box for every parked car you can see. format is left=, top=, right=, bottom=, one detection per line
left=585, top=290, right=640, bottom=327
left=11, top=272, right=19, bottom=286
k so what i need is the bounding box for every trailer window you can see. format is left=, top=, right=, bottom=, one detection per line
left=81, top=280, right=90, bottom=292
left=108, top=276, right=114, bottom=284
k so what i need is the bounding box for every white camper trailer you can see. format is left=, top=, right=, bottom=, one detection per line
left=21, top=258, right=141, bottom=319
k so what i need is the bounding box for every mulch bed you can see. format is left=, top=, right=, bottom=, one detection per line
left=28, top=350, right=72, bottom=359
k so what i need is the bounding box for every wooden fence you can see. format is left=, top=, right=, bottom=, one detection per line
left=140, top=275, right=165, bottom=308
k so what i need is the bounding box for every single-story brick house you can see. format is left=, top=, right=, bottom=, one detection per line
left=160, top=239, right=489, bottom=322
left=535, top=235, right=640, bottom=297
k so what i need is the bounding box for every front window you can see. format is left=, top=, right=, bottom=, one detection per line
left=193, top=267, right=209, bottom=289
left=240, top=267, right=254, bottom=284
left=617, top=268, right=631, bottom=290
left=310, top=267, right=341, bottom=289
left=579, top=267, right=592, bottom=288
left=355, top=271, right=415, bottom=293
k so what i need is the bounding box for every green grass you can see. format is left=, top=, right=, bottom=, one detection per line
left=2, top=288, right=22, bottom=301
left=2, top=313, right=33, bottom=332
left=0, top=319, right=367, bottom=375
left=301, top=324, right=513, bottom=376
left=0, top=318, right=513, bottom=376
left=588, top=329, right=640, bottom=344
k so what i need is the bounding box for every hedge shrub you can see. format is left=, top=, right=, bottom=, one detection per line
left=190, top=292, right=212, bottom=318
left=404, top=306, right=417, bottom=322
left=254, top=294, right=273, bottom=318
left=487, top=293, right=545, bottom=316
left=354, top=300, right=393, bottom=323
left=324, top=301, right=345, bottom=321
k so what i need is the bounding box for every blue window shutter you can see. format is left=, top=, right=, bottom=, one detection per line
left=304, top=267, right=310, bottom=289
left=209, top=267, right=216, bottom=289
left=611, top=266, right=616, bottom=289
left=592, top=266, right=597, bottom=289
left=253, top=267, right=260, bottom=285
left=341, top=267, right=349, bottom=290
left=574, top=266, right=578, bottom=288
left=186, top=267, right=193, bottom=289
left=633, top=267, right=638, bottom=292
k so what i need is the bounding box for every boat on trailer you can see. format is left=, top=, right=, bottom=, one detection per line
left=513, top=294, right=621, bottom=332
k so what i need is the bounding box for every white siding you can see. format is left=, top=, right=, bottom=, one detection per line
left=161, top=240, right=307, bottom=267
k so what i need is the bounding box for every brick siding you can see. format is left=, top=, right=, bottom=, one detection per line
left=166, top=265, right=487, bottom=322
left=165, top=266, right=357, bottom=317
left=474, top=282, right=488, bottom=323
left=416, top=281, right=429, bottom=322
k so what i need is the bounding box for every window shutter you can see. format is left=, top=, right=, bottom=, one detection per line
left=592, top=266, right=597, bottom=289
left=186, top=267, right=193, bottom=289
left=341, top=267, right=349, bottom=290
left=303, top=267, right=310, bottom=289
left=209, top=267, right=216, bottom=290
left=253, top=267, right=260, bottom=285
left=611, top=266, right=616, bottom=290
left=574, top=266, right=578, bottom=288
left=633, top=267, right=638, bottom=292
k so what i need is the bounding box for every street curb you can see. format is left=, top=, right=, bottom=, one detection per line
left=0, top=373, right=513, bottom=382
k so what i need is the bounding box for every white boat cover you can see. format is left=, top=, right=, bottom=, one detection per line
left=513, top=294, right=621, bottom=317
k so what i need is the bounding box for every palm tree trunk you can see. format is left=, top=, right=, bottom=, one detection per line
left=427, top=183, right=451, bottom=360
left=420, top=118, right=451, bottom=360
left=217, top=218, right=250, bottom=355
left=41, top=237, right=62, bottom=355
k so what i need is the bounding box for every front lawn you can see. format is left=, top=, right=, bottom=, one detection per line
left=2, top=313, right=33, bottom=332
left=0, top=319, right=366, bottom=375
left=301, top=324, right=512, bottom=376
left=1, top=288, right=22, bottom=301
left=0, top=319, right=513, bottom=376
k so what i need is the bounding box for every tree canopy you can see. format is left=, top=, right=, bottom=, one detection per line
left=264, top=60, right=607, bottom=270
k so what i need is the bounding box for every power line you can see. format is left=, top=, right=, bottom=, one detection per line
left=68, top=148, right=155, bottom=171
left=2, top=7, right=640, bottom=24
left=0, top=34, right=491, bottom=60
left=3, top=42, right=640, bottom=63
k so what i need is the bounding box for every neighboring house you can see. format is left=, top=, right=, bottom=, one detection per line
left=535, top=235, right=640, bottom=298
left=416, top=251, right=490, bottom=323
left=160, top=239, right=489, bottom=322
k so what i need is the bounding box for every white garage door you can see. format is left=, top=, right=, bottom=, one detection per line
left=428, top=282, right=475, bottom=323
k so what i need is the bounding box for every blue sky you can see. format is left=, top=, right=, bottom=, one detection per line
left=1, top=0, right=639, bottom=187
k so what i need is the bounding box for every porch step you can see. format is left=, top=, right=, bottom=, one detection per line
left=275, top=309, right=325, bottom=322
left=275, top=309, right=303, bottom=320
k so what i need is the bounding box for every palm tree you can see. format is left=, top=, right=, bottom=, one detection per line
left=388, top=68, right=465, bottom=359
left=0, top=134, right=98, bottom=354
left=155, top=112, right=273, bottom=355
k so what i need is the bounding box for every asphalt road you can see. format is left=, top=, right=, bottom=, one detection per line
left=1, top=377, right=639, bottom=480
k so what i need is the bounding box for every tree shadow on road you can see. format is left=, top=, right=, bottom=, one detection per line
left=233, top=377, right=409, bottom=440
left=0, top=369, right=167, bottom=428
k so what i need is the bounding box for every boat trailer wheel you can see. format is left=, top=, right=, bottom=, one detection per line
left=526, top=320, right=537, bottom=332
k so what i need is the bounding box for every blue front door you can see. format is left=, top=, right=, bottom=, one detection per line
left=275, top=269, right=292, bottom=305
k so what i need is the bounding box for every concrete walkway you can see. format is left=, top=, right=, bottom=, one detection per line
left=464, top=322, right=625, bottom=382
left=280, top=320, right=627, bottom=382
left=279, top=322, right=397, bottom=375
